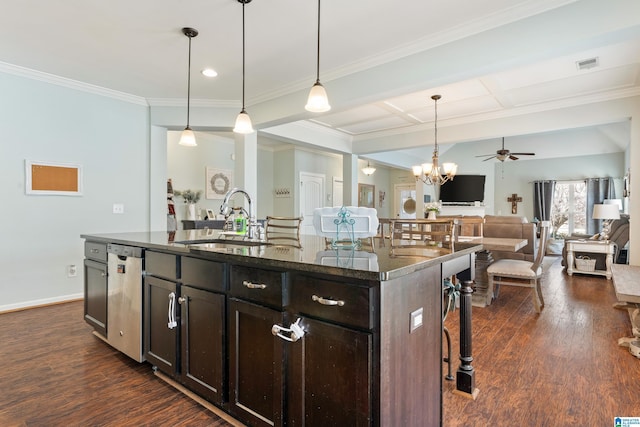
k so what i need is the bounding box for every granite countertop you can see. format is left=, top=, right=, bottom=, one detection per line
left=81, top=230, right=481, bottom=281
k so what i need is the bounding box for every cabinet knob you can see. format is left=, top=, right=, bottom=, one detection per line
left=312, top=294, right=345, bottom=307
left=243, top=280, right=267, bottom=289
left=178, top=297, right=187, bottom=304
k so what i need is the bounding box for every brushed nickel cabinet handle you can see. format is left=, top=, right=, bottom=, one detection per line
left=90, top=248, right=99, bottom=253
left=312, top=294, right=345, bottom=306
left=243, top=280, right=267, bottom=289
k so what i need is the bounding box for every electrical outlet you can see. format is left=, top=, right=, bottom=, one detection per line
left=67, top=265, right=77, bottom=277
left=113, top=203, right=124, bottom=214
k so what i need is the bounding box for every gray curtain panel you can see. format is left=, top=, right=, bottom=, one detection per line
left=533, top=180, right=556, bottom=221
left=585, top=177, right=615, bottom=234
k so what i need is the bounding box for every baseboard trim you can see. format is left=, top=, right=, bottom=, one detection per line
left=0, top=293, right=83, bottom=314
left=154, top=370, right=246, bottom=427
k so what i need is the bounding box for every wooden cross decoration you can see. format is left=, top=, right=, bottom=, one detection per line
left=508, top=193, right=523, bottom=214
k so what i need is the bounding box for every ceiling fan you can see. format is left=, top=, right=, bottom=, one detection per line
left=476, top=137, right=535, bottom=162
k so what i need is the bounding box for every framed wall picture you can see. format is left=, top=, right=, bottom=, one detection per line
left=206, top=167, right=233, bottom=199
left=358, top=183, right=375, bottom=208
left=25, top=160, right=83, bottom=196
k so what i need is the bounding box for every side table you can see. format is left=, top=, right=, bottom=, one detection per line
left=566, top=240, right=615, bottom=279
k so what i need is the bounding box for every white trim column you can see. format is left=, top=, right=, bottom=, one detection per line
left=234, top=131, right=258, bottom=219
left=343, top=154, right=358, bottom=206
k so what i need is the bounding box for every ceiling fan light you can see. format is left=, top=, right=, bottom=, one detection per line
left=305, top=82, right=331, bottom=112
left=233, top=110, right=254, bottom=134
left=179, top=127, right=197, bottom=146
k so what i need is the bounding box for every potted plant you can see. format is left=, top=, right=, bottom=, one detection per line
left=174, top=189, right=202, bottom=220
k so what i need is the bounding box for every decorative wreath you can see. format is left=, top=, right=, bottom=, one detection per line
left=210, top=173, right=230, bottom=195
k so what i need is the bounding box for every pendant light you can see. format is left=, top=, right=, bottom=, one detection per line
left=179, top=27, right=199, bottom=147
left=234, top=0, right=254, bottom=134
left=362, top=161, right=376, bottom=176
left=412, top=95, right=458, bottom=185
left=305, top=0, right=331, bottom=112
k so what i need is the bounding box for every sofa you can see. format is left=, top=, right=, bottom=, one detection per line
left=561, top=214, right=630, bottom=269
left=482, top=215, right=538, bottom=262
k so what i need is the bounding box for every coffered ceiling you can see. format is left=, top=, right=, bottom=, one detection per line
left=1, top=0, right=638, bottom=168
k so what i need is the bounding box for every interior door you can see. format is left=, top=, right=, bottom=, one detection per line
left=394, top=184, right=417, bottom=219
left=300, top=172, right=325, bottom=235
left=332, top=177, right=343, bottom=207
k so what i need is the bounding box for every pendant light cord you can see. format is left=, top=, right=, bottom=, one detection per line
left=241, top=1, right=246, bottom=111
left=186, top=34, right=192, bottom=127
left=315, top=0, right=321, bottom=84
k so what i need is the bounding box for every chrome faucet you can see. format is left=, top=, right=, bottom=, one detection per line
left=220, top=188, right=255, bottom=239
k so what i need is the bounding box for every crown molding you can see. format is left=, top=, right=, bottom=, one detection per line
left=0, top=61, right=149, bottom=106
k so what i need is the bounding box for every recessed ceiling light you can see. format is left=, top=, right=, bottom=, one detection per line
left=201, top=68, right=218, bottom=77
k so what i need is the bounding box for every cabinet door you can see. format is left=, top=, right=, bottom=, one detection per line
left=288, top=317, right=372, bottom=426
left=180, top=286, right=225, bottom=405
left=84, top=259, right=108, bottom=337
left=144, top=276, right=178, bottom=376
left=228, top=298, right=285, bottom=427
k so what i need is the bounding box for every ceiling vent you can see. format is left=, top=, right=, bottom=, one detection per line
left=576, top=57, right=599, bottom=70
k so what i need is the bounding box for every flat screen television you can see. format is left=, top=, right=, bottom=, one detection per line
left=439, top=175, right=486, bottom=204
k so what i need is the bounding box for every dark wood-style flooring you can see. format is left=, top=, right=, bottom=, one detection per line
left=1, top=257, right=638, bottom=426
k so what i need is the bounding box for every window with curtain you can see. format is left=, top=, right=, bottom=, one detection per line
left=551, top=181, right=586, bottom=237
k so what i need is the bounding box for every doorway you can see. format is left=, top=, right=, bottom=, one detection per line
left=299, top=172, right=326, bottom=235
left=394, top=184, right=417, bottom=219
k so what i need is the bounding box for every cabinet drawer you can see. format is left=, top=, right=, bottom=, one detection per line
left=146, top=251, right=178, bottom=281
left=84, top=241, right=107, bottom=263
left=230, top=265, right=286, bottom=308
left=181, top=257, right=226, bottom=292
left=291, top=276, right=374, bottom=330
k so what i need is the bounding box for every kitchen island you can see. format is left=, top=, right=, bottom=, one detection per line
left=82, top=229, right=481, bottom=427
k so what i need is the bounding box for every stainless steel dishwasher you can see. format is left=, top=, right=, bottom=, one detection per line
left=107, top=243, right=144, bottom=362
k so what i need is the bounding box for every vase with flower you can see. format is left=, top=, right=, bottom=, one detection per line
left=425, top=202, right=440, bottom=220
left=174, top=189, right=202, bottom=220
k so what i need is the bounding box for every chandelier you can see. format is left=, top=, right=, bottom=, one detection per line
left=412, top=95, right=458, bottom=185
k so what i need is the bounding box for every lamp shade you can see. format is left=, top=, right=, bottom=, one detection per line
left=603, top=198, right=623, bottom=211
left=592, top=203, right=620, bottom=220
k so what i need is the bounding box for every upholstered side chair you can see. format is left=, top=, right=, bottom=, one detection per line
left=486, top=221, right=550, bottom=313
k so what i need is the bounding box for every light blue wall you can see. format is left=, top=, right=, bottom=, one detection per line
left=1, top=72, right=149, bottom=310
left=494, top=152, right=625, bottom=220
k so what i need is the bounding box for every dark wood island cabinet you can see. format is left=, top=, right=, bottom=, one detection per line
left=82, top=230, right=480, bottom=426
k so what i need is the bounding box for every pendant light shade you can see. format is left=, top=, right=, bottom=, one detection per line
left=179, top=128, right=197, bottom=147
left=234, top=0, right=254, bottom=134
left=305, top=0, right=330, bottom=112
left=179, top=27, right=198, bottom=147
left=362, top=161, right=376, bottom=176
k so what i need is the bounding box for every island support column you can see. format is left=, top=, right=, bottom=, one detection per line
left=454, top=280, right=479, bottom=399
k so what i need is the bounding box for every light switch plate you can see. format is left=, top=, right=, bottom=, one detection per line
left=410, top=307, right=424, bottom=333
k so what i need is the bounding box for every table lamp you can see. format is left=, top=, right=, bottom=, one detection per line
left=592, top=203, right=620, bottom=240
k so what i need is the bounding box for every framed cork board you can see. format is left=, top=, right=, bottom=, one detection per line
left=25, top=160, right=83, bottom=196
